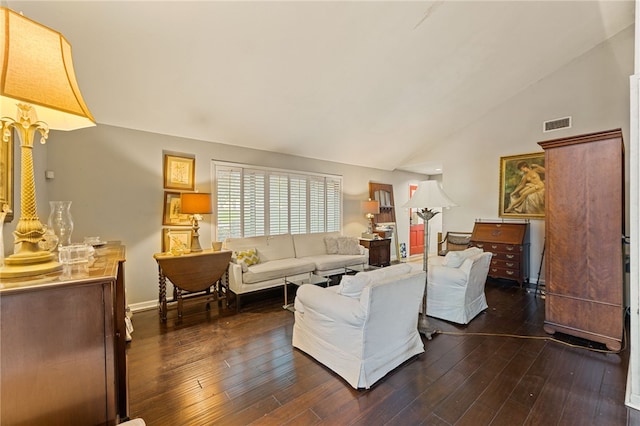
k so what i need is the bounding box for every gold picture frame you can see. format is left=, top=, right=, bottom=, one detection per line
left=162, top=228, right=193, bottom=253
left=0, top=129, right=14, bottom=222
left=162, top=191, right=192, bottom=226
left=163, top=152, right=195, bottom=191
left=499, top=152, right=545, bottom=219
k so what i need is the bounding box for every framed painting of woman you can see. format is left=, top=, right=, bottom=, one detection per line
left=499, top=152, right=545, bottom=219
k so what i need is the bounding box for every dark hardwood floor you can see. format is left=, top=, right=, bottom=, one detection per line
left=127, top=278, right=634, bottom=425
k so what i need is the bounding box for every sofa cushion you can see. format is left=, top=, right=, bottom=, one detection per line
left=300, top=254, right=366, bottom=273
left=224, top=235, right=267, bottom=253
left=442, top=247, right=483, bottom=268
left=338, top=274, right=372, bottom=298
left=293, top=232, right=341, bottom=258
left=224, top=234, right=296, bottom=262
left=236, top=248, right=259, bottom=266
left=242, top=258, right=316, bottom=284
left=325, top=236, right=339, bottom=254
left=337, top=237, right=361, bottom=255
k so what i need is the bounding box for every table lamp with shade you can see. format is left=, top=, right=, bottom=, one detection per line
left=180, top=192, right=212, bottom=252
left=361, top=199, right=380, bottom=239
left=0, top=7, right=96, bottom=278
left=402, top=180, right=457, bottom=339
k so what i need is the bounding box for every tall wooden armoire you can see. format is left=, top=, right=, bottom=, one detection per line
left=539, top=129, right=624, bottom=351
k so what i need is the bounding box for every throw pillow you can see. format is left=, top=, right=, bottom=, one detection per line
left=337, top=237, right=361, bottom=255
left=236, top=248, right=260, bottom=266
left=324, top=236, right=339, bottom=254
left=339, top=274, right=371, bottom=298
left=442, top=247, right=483, bottom=268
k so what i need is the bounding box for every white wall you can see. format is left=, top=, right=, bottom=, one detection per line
left=413, top=25, right=634, bottom=287
left=18, top=126, right=425, bottom=307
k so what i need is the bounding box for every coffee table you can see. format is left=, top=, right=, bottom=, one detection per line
left=283, top=273, right=330, bottom=312
left=344, top=263, right=381, bottom=275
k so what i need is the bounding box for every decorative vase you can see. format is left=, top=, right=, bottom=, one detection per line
left=48, top=201, right=74, bottom=247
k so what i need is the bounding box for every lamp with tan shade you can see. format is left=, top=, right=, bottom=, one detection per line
left=0, top=8, right=95, bottom=278
left=180, top=192, right=212, bottom=252
left=361, top=199, right=380, bottom=238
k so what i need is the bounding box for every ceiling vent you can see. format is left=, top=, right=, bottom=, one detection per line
left=543, top=116, right=571, bottom=133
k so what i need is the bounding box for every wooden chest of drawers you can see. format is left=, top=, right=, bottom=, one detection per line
left=359, top=238, right=391, bottom=267
left=470, top=221, right=529, bottom=286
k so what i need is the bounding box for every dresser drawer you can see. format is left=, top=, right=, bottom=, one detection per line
left=492, top=251, right=521, bottom=262
left=472, top=241, right=522, bottom=254
left=491, top=258, right=520, bottom=271
left=489, top=266, right=521, bottom=280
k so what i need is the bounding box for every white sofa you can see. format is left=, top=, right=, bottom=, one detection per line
left=223, top=232, right=368, bottom=308
left=425, top=248, right=492, bottom=324
left=292, top=264, right=426, bottom=389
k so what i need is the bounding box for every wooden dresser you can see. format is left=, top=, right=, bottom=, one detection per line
left=470, top=221, right=529, bottom=286
left=0, top=244, right=128, bottom=425
left=359, top=238, right=391, bottom=267
left=539, top=129, right=624, bottom=351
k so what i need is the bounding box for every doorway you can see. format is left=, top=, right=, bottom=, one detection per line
left=409, top=184, right=424, bottom=256
left=408, top=183, right=443, bottom=257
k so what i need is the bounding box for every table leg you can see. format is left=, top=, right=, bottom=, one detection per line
left=158, top=266, right=167, bottom=322
left=176, top=287, right=183, bottom=318
left=283, top=278, right=288, bottom=308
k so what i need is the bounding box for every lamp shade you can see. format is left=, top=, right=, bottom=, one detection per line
left=361, top=199, right=380, bottom=215
left=0, top=7, right=95, bottom=130
left=181, top=192, right=212, bottom=214
left=403, top=180, right=457, bottom=209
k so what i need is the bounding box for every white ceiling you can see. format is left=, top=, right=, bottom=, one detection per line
left=6, top=1, right=635, bottom=174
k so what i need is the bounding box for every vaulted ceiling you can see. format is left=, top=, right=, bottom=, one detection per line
left=7, top=1, right=635, bottom=174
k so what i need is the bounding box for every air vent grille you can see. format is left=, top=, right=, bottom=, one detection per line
left=543, top=116, right=571, bottom=132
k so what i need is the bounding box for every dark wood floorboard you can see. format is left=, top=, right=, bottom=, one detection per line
left=127, top=278, right=634, bottom=425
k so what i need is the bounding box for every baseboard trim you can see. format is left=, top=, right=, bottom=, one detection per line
left=129, top=300, right=157, bottom=313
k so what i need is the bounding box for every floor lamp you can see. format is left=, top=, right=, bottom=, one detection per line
left=0, top=8, right=95, bottom=277
left=403, top=180, right=457, bottom=339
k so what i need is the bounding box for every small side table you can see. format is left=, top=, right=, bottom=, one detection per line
left=359, top=238, right=391, bottom=267
left=153, top=249, right=232, bottom=321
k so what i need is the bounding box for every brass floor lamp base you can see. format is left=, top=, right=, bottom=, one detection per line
left=418, top=313, right=435, bottom=340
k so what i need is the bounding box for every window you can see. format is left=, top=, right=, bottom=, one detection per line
left=214, top=162, right=342, bottom=240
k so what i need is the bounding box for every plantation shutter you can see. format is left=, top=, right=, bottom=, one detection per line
left=243, top=169, right=266, bottom=237
left=326, top=177, right=341, bottom=232
left=214, top=162, right=342, bottom=239
left=309, top=177, right=326, bottom=233
left=269, top=173, right=289, bottom=235
left=290, top=175, right=307, bottom=234
left=216, top=166, right=242, bottom=240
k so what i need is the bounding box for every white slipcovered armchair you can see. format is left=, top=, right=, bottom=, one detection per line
left=426, top=248, right=492, bottom=324
left=292, top=264, right=426, bottom=389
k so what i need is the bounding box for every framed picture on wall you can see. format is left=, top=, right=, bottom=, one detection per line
left=162, top=228, right=192, bottom=253
left=163, top=151, right=195, bottom=191
left=162, top=192, right=192, bottom=226
left=499, top=152, right=545, bottom=219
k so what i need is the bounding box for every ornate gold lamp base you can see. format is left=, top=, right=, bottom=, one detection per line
left=0, top=249, right=61, bottom=278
